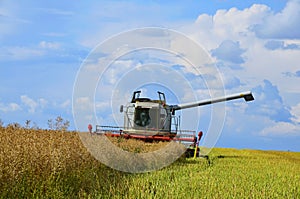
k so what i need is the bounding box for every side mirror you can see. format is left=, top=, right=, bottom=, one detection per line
left=120, top=105, right=123, bottom=113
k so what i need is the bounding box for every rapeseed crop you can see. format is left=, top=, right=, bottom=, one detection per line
left=1, top=126, right=299, bottom=198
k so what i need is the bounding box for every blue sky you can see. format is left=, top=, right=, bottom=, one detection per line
left=1, top=0, right=300, bottom=151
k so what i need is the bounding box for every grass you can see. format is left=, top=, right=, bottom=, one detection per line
left=0, top=126, right=299, bottom=198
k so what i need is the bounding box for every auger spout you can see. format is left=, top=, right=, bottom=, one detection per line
left=170, top=91, right=254, bottom=112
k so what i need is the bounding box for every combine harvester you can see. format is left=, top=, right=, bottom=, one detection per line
left=95, top=90, right=254, bottom=157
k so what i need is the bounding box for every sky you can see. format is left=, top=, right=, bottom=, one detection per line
left=1, top=0, right=300, bottom=151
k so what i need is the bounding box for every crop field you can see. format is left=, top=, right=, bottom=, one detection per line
left=0, top=126, right=299, bottom=198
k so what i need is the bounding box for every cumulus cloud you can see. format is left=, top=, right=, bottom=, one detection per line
left=39, top=41, right=61, bottom=50
left=60, top=99, right=71, bottom=108
left=283, top=70, right=300, bottom=77
left=223, top=80, right=299, bottom=137
left=189, top=2, right=298, bottom=97
left=261, top=121, right=300, bottom=136
left=264, top=40, right=300, bottom=50
left=39, top=98, right=48, bottom=109
left=189, top=2, right=300, bottom=142
left=223, top=76, right=244, bottom=89
left=0, top=102, right=21, bottom=112
left=246, top=80, right=292, bottom=122
left=74, top=96, right=110, bottom=112
left=38, top=8, right=74, bottom=16
left=20, top=95, right=48, bottom=113
left=211, top=40, right=246, bottom=64
left=193, top=3, right=270, bottom=48
left=21, top=95, right=38, bottom=113
left=0, top=2, right=31, bottom=41
left=253, top=0, right=300, bottom=39
left=291, top=102, right=300, bottom=123
left=0, top=46, right=44, bottom=60
left=74, top=97, right=93, bottom=111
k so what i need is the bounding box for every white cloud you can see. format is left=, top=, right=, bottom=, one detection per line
left=217, top=78, right=298, bottom=139
left=224, top=96, right=299, bottom=137
left=0, top=40, right=64, bottom=61
left=0, top=102, right=21, bottom=112
left=60, top=99, right=71, bottom=108
left=95, top=101, right=110, bottom=110
left=253, top=0, right=300, bottom=39
left=0, top=46, right=44, bottom=60
left=39, top=41, right=61, bottom=50
left=74, top=97, right=93, bottom=111
left=20, top=95, right=48, bottom=113
left=264, top=40, right=300, bottom=50
left=38, top=98, right=48, bottom=109
left=21, top=95, right=38, bottom=113
left=38, top=8, right=74, bottom=16
left=261, top=121, right=300, bottom=136
left=42, top=32, right=67, bottom=37
left=211, top=40, right=246, bottom=64
left=192, top=4, right=270, bottom=49
left=291, top=102, right=300, bottom=123
left=213, top=5, right=270, bottom=39
left=223, top=75, right=243, bottom=89
left=0, top=2, right=31, bottom=41
left=246, top=80, right=292, bottom=122
left=186, top=0, right=300, bottom=97
left=74, top=97, right=110, bottom=113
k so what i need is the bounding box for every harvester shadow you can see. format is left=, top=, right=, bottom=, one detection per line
left=207, top=155, right=252, bottom=166
left=175, top=154, right=250, bottom=169
left=216, top=155, right=245, bottom=159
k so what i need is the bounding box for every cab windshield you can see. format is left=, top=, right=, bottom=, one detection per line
left=134, top=108, right=151, bottom=127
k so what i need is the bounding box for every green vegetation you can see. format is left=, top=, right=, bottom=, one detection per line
left=0, top=126, right=299, bottom=198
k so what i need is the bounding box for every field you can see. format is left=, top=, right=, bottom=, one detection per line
left=0, top=126, right=299, bottom=198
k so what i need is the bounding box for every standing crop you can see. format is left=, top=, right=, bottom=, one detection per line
left=0, top=126, right=299, bottom=198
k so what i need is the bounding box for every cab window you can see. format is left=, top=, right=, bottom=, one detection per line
left=134, top=108, right=151, bottom=127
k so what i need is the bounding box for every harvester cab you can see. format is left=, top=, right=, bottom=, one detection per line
left=120, top=91, right=172, bottom=136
